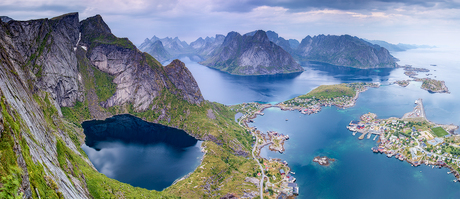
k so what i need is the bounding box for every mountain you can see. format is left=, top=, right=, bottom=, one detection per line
left=138, top=36, right=193, bottom=61
left=288, top=39, right=300, bottom=49
left=0, top=16, right=13, bottom=22
left=295, top=34, right=398, bottom=68
left=200, top=30, right=303, bottom=75
left=0, top=13, right=255, bottom=198
left=191, top=34, right=225, bottom=58
left=266, top=30, right=294, bottom=54
left=365, top=39, right=435, bottom=52
left=138, top=39, right=171, bottom=62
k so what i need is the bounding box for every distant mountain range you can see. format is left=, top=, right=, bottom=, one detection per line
left=139, top=30, right=433, bottom=75
left=364, top=39, right=435, bottom=52
left=138, top=35, right=224, bottom=62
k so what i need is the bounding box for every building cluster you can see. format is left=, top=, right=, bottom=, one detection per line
left=348, top=113, right=460, bottom=181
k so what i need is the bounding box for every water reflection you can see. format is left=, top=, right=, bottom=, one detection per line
left=178, top=57, right=398, bottom=104
left=82, top=114, right=203, bottom=191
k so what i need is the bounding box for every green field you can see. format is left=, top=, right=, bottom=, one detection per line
left=431, top=127, right=448, bottom=137
left=298, top=84, right=355, bottom=100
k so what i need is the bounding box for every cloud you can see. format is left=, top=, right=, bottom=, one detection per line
left=207, top=0, right=460, bottom=13
left=1, top=0, right=459, bottom=47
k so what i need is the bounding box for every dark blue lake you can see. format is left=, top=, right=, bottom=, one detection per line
left=81, top=114, right=204, bottom=191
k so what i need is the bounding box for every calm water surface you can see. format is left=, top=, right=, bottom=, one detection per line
left=184, top=47, right=460, bottom=198
left=81, top=114, right=204, bottom=191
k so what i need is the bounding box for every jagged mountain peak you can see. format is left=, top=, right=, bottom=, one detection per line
left=80, top=14, right=112, bottom=45
left=251, top=30, right=270, bottom=44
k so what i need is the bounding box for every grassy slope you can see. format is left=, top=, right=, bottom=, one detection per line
left=298, top=84, right=355, bottom=100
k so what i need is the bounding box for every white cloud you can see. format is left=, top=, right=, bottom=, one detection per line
left=0, top=0, right=459, bottom=47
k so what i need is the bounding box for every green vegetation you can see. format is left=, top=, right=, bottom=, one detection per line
left=298, top=84, right=355, bottom=100
left=0, top=100, right=23, bottom=199
left=164, top=142, right=257, bottom=197
left=93, top=67, right=117, bottom=102
left=92, top=35, right=136, bottom=50
left=431, top=127, right=448, bottom=137
left=61, top=101, right=92, bottom=127
left=142, top=52, right=162, bottom=71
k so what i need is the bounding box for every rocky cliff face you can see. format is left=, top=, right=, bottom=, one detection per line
left=4, top=12, right=84, bottom=107
left=164, top=60, right=204, bottom=105
left=80, top=15, right=203, bottom=111
left=0, top=13, right=91, bottom=198
left=295, top=34, right=398, bottom=68
left=200, top=30, right=303, bottom=75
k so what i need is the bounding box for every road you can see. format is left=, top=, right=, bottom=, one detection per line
left=252, top=135, right=265, bottom=199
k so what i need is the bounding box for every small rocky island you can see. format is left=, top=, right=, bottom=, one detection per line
left=313, top=156, right=336, bottom=166
left=417, top=78, right=449, bottom=93
left=392, top=80, right=410, bottom=87
left=393, top=65, right=449, bottom=93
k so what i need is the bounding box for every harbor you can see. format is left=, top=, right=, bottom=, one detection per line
left=348, top=98, right=460, bottom=181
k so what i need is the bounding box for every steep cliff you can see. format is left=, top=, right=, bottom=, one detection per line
left=295, top=34, right=398, bottom=68
left=79, top=15, right=203, bottom=111
left=0, top=13, right=255, bottom=198
left=200, top=30, right=303, bottom=75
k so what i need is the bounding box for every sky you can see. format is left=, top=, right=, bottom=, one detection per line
left=1, top=0, right=460, bottom=47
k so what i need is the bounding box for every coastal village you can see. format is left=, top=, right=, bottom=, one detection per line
left=348, top=99, right=460, bottom=181
left=231, top=82, right=381, bottom=198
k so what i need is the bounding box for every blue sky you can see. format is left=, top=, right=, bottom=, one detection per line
left=2, top=0, right=459, bottom=46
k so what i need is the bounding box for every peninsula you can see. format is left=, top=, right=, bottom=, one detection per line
left=348, top=99, right=460, bottom=181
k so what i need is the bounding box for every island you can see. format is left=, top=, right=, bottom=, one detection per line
left=392, top=80, right=410, bottom=87
left=280, top=82, right=380, bottom=112
left=348, top=99, right=460, bottom=181
left=313, top=156, right=336, bottom=166
left=394, top=65, right=449, bottom=93
left=417, top=78, right=450, bottom=93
